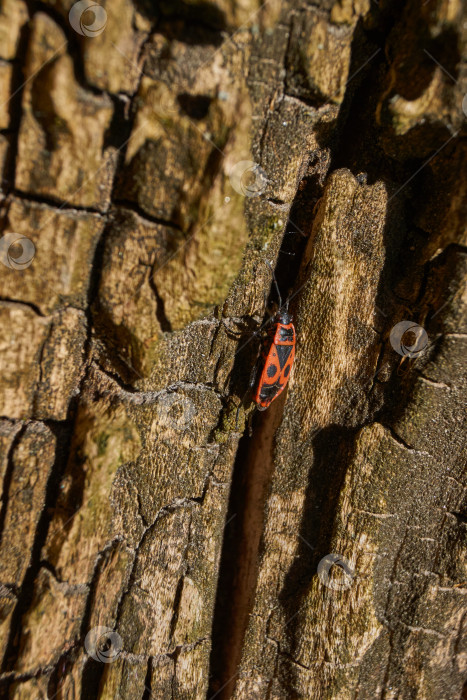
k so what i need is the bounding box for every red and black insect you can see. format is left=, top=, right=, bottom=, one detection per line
left=253, top=263, right=295, bottom=410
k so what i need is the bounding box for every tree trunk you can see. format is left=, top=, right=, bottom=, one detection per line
left=0, top=0, right=466, bottom=698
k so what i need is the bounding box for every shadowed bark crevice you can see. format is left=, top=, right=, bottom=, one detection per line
left=1, top=420, right=77, bottom=674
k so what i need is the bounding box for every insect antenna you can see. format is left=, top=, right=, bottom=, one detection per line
left=264, top=260, right=282, bottom=310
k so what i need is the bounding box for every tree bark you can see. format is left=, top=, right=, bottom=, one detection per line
left=0, top=0, right=466, bottom=698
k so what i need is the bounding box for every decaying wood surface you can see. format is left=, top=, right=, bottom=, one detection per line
left=0, top=0, right=466, bottom=698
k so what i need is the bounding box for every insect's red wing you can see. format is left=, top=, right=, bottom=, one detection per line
left=253, top=350, right=281, bottom=408
left=254, top=324, right=295, bottom=409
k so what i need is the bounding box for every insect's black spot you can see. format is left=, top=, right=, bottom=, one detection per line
left=278, top=326, right=294, bottom=341
left=284, top=365, right=290, bottom=378
left=267, top=364, right=276, bottom=378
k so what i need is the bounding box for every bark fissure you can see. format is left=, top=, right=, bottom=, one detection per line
left=1, top=421, right=76, bottom=673
left=0, top=423, right=27, bottom=548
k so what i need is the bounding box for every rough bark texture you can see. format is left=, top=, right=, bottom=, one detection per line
left=0, top=0, right=466, bottom=698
